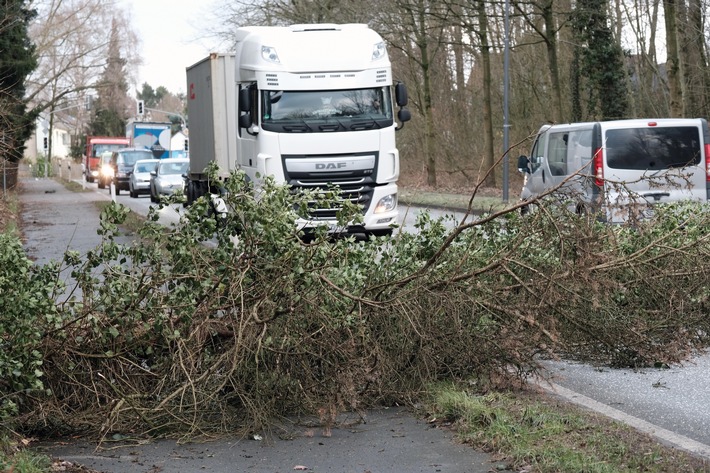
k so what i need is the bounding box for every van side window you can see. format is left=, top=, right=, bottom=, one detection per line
left=547, top=132, right=568, bottom=176
left=567, top=129, right=593, bottom=175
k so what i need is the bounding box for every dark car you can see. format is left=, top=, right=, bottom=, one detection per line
left=109, top=148, right=154, bottom=195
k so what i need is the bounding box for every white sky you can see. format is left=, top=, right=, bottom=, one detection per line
left=120, top=0, right=223, bottom=95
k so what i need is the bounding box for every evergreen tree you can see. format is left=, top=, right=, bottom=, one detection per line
left=571, top=0, right=629, bottom=120
left=89, top=18, right=130, bottom=136
left=0, top=0, right=38, bottom=164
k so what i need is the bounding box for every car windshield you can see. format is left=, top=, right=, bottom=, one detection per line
left=121, top=151, right=153, bottom=166
left=159, top=161, right=188, bottom=175
left=134, top=161, right=157, bottom=173
left=92, top=143, right=124, bottom=157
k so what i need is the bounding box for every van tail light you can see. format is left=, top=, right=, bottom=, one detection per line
left=593, top=147, right=604, bottom=187
left=705, top=143, right=710, bottom=182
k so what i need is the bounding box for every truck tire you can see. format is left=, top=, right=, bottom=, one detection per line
left=185, top=179, right=194, bottom=207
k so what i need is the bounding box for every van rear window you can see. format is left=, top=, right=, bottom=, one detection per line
left=605, top=126, right=701, bottom=170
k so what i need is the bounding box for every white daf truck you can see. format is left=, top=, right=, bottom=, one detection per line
left=185, top=24, right=411, bottom=236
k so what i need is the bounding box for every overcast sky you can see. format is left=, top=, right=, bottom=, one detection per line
left=120, top=0, right=222, bottom=94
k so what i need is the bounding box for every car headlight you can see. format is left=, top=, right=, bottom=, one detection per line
left=100, top=165, right=114, bottom=177
left=374, top=193, right=397, bottom=214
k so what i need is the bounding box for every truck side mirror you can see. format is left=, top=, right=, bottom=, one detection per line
left=396, top=108, right=411, bottom=131
left=239, top=88, right=251, bottom=112
left=395, top=82, right=408, bottom=107
left=239, top=113, right=252, bottom=129
left=517, top=155, right=530, bottom=173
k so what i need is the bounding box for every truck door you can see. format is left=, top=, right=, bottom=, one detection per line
left=237, top=83, right=258, bottom=176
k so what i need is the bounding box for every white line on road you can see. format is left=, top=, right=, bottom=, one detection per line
left=539, top=381, right=710, bottom=460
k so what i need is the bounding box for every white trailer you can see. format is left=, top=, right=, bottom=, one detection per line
left=185, top=24, right=411, bottom=237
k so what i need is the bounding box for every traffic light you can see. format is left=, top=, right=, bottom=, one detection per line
left=137, top=100, right=145, bottom=116
left=43, top=137, right=48, bottom=150
left=184, top=138, right=189, bottom=151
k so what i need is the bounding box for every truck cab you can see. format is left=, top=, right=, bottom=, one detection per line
left=186, top=24, right=411, bottom=237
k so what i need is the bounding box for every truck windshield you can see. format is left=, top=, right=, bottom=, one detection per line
left=261, top=87, right=393, bottom=133
left=92, top=143, right=124, bottom=157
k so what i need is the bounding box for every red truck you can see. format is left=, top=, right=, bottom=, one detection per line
left=83, top=136, right=130, bottom=183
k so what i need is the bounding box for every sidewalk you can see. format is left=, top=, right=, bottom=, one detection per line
left=20, top=174, right=112, bottom=266
left=19, top=174, right=505, bottom=473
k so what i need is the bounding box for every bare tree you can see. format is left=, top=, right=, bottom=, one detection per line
left=27, top=0, right=140, bottom=159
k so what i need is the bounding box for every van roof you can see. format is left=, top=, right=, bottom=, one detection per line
left=543, top=118, right=705, bottom=130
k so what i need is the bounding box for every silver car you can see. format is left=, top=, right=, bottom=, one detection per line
left=149, top=158, right=189, bottom=203
left=129, top=159, right=159, bottom=198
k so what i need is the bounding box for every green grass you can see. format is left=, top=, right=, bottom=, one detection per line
left=425, top=384, right=710, bottom=472
left=399, top=188, right=507, bottom=213
left=0, top=439, right=52, bottom=473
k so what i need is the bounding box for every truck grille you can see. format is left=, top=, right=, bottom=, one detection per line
left=283, top=153, right=378, bottom=220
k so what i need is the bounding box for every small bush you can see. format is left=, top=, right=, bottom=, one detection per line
left=0, top=233, right=61, bottom=421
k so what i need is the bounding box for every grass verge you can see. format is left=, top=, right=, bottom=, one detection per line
left=424, top=383, right=710, bottom=472
left=399, top=188, right=507, bottom=213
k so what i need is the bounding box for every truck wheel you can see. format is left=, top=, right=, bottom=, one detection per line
left=98, top=180, right=105, bottom=189
left=184, top=179, right=194, bottom=207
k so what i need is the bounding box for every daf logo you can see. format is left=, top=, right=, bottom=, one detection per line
left=316, top=162, right=347, bottom=170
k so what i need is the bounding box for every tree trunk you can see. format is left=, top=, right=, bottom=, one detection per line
left=478, top=0, right=496, bottom=187
left=664, top=0, right=683, bottom=117
left=680, top=0, right=708, bottom=116
left=418, top=9, right=437, bottom=187
left=542, top=0, right=564, bottom=122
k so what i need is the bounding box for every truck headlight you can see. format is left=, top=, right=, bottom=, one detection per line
left=374, top=193, right=397, bottom=214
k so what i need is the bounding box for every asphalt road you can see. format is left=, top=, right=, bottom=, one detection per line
left=540, top=356, right=710, bottom=458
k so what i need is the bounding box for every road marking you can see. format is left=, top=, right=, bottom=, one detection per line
left=539, top=381, right=710, bottom=460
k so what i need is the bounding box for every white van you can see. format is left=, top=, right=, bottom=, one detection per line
left=518, top=118, right=710, bottom=222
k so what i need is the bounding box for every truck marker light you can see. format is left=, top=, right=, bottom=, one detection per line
left=372, top=42, right=386, bottom=60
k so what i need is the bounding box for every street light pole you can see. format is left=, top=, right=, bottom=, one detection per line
left=502, top=0, right=511, bottom=203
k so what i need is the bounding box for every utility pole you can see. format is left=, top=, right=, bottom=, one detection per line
left=502, top=0, right=511, bottom=203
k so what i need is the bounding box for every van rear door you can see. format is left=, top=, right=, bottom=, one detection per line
left=600, top=119, right=707, bottom=209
